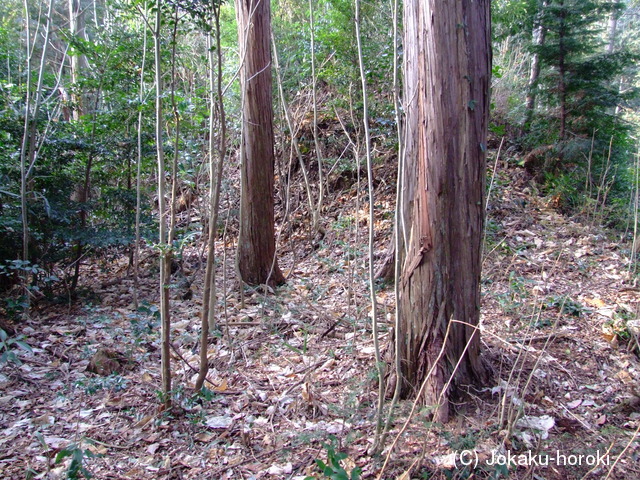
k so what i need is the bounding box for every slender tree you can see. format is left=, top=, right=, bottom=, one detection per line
left=68, top=0, right=89, bottom=121
left=396, top=0, right=491, bottom=422
left=354, top=0, right=383, bottom=442
left=523, top=0, right=549, bottom=128
left=308, top=0, right=324, bottom=233
left=153, top=0, right=172, bottom=409
left=535, top=0, right=624, bottom=142
left=196, top=2, right=227, bottom=392
left=133, top=9, right=149, bottom=310
left=67, top=0, right=106, bottom=294
left=235, top=0, right=285, bottom=286
left=19, top=0, right=54, bottom=309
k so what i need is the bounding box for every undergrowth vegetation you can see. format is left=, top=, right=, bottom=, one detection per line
left=1, top=0, right=640, bottom=478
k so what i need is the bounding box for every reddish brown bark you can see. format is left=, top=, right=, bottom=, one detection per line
left=397, top=0, right=491, bottom=422
left=235, top=0, right=285, bottom=286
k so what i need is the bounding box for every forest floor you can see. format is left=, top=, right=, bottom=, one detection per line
left=1, top=160, right=640, bottom=480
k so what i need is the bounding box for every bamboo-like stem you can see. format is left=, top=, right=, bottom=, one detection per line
left=133, top=10, right=148, bottom=310
left=271, top=31, right=315, bottom=219
left=308, top=0, right=324, bottom=232
left=196, top=5, right=228, bottom=392
left=153, top=0, right=171, bottom=409
left=354, top=0, right=384, bottom=446
left=379, top=0, right=403, bottom=450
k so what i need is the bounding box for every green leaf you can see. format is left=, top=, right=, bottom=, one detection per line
left=55, top=449, right=74, bottom=463
left=13, top=340, right=32, bottom=352
left=333, top=451, right=347, bottom=462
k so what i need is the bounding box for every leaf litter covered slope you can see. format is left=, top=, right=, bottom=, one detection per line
left=1, top=163, right=640, bottom=479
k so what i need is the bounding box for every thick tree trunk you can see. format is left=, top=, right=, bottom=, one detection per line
left=235, top=0, right=285, bottom=286
left=397, top=0, right=490, bottom=423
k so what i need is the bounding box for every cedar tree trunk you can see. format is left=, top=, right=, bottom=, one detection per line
left=235, top=0, right=285, bottom=286
left=397, top=0, right=491, bottom=423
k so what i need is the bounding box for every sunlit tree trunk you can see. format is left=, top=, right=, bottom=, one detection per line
left=606, top=7, right=622, bottom=117
left=524, top=0, right=548, bottom=128
left=235, top=0, right=285, bottom=286
left=68, top=0, right=88, bottom=121
left=558, top=0, right=568, bottom=141
left=606, top=8, right=618, bottom=54
left=396, top=0, right=491, bottom=423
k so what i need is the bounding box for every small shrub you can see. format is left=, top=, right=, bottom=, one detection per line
left=305, top=442, right=362, bottom=480
left=0, top=328, right=32, bottom=365
left=55, top=443, right=96, bottom=479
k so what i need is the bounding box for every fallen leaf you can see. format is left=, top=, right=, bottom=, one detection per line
left=585, top=297, right=606, bottom=308
left=147, top=442, right=160, bottom=454
left=213, top=378, right=228, bottom=392
left=267, top=462, right=292, bottom=475
left=516, top=415, right=555, bottom=439
left=85, top=443, right=108, bottom=455
left=194, top=432, right=215, bottom=442
left=31, top=414, right=55, bottom=426
left=43, top=436, right=69, bottom=449
left=206, top=415, right=233, bottom=429
left=617, top=370, right=633, bottom=384
left=134, top=415, right=154, bottom=428
left=567, top=399, right=582, bottom=409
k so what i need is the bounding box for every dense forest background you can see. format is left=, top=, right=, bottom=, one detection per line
left=2, top=0, right=640, bottom=479
left=1, top=0, right=638, bottom=306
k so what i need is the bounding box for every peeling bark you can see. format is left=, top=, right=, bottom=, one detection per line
left=397, top=0, right=491, bottom=422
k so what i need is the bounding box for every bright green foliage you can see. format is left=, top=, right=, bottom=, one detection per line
left=492, top=0, right=540, bottom=40
left=494, top=0, right=639, bottom=220
left=0, top=0, right=217, bottom=296
left=305, top=442, right=362, bottom=480
left=54, top=443, right=97, bottom=479
left=528, top=0, right=638, bottom=215
left=533, top=1, right=630, bottom=138
left=0, top=327, right=32, bottom=365
left=272, top=0, right=395, bottom=117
